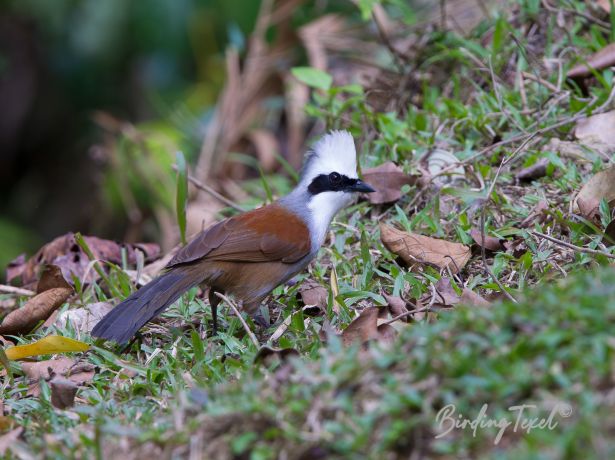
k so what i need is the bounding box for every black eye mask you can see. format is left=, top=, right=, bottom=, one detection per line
left=308, top=172, right=375, bottom=195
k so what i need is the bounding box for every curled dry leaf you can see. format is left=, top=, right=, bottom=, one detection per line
left=6, top=232, right=160, bottom=288
left=361, top=162, right=416, bottom=204
left=434, top=278, right=489, bottom=307
left=50, top=377, right=78, bottom=409
left=53, top=302, right=114, bottom=334
left=0, top=266, right=73, bottom=336
left=575, top=111, right=615, bottom=147
left=568, top=43, right=615, bottom=79
left=573, top=166, right=615, bottom=219
left=380, top=223, right=471, bottom=274
left=425, top=149, right=465, bottom=186
left=469, top=228, right=503, bottom=252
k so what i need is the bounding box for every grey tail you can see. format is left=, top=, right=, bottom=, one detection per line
left=91, top=267, right=199, bottom=345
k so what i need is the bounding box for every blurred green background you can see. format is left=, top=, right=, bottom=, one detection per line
left=0, top=0, right=269, bottom=272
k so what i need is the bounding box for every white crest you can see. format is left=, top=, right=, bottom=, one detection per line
left=300, top=130, right=358, bottom=185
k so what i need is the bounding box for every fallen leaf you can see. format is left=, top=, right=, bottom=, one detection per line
left=361, top=162, right=416, bottom=204
left=341, top=307, right=380, bottom=346
left=470, top=228, right=503, bottom=251
left=50, top=378, right=78, bottom=409
left=0, top=427, right=23, bottom=457
left=299, top=280, right=328, bottom=309
left=568, top=43, right=615, bottom=79
left=0, top=266, right=73, bottom=335
left=574, top=166, right=615, bottom=219
left=515, top=158, right=549, bottom=182
left=597, top=0, right=612, bottom=12
left=7, top=233, right=160, bottom=288
left=5, top=335, right=89, bottom=360
left=382, top=293, right=409, bottom=322
left=21, top=356, right=94, bottom=397
left=53, top=302, right=114, bottom=334
left=434, top=278, right=489, bottom=307
left=575, top=111, right=615, bottom=146
left=380, top=224, right=471, bottom=274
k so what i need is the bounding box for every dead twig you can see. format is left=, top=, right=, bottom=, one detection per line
left=173, top=165, right=245, bottom=212
left=0, top=285, right=35, bottom=296
left=531, top=230, right=615, bottom=260
left=215, top=292, right=260, bottom=347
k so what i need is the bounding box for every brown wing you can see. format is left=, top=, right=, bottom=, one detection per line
left=166, top=204, right=311, bottom=268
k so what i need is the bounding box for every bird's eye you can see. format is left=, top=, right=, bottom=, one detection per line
left=329, top=172, right=341, bottom=184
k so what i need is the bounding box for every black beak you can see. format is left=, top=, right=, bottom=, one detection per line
left=348, top=179, right=376, bottom=193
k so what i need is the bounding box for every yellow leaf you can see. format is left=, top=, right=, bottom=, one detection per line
left=330, top=266, right=342, bottom=314
left=4, top=336, right=89, bottom=360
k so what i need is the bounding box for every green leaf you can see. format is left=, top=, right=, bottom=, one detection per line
left=175, top=151, right=188, bottom=245
left=291, top=67, right=333, bottom=90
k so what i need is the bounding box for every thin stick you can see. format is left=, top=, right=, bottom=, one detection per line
left=0, top=284, right=35, bottom=296
left=531, top=230, right=615, bottom=260
left=172, top=165, right=245, bottom=212
left=215, top=292, right=260, bottom=347
left=382, top=306, right=433, bottom=325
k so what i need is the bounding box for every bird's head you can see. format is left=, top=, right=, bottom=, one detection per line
left=300, top=130, right=374, bottom=199
left=294, top=131, right=374, bottom=235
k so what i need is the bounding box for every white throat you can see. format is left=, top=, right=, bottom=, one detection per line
left=306, top=191, right=353, bottom=250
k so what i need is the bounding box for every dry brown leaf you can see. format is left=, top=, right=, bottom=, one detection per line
left=382, top=293, right=409, bottom=322
left=568, top=43, right=615, bottom=79
left=0, top=427, right=23, bottom=457
left=53, top=301, right=114, bottom=334
left=575, top=111, right=615, bottom=146
left=0, top=265, right=73, bottom=335
left=515, top=158, right=549, bottom=182
left=434, top=278, right=489, bottom=307
left=469, top=228, right=503, bottom=252
left=341, top=307, right=380, bottom=346
left=299, top=280, right=328, bottom=309
left=573, top=166, right=615, bottom=219
left=380, top=223, right=471, bottom=274
left=50, top=377, right=78, bottom=409
left=341, top=307, right=398, bottom=346
left=6, top=233, right=160, bottom=288
left=22, top=357, right=94, bottom=397
left=361, top=162, right=417, bottom=204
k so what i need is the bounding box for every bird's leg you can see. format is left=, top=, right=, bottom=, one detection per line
left=208, top=288, right=223, bottom=335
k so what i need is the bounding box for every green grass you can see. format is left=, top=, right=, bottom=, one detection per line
left=3, top=1, right=615, bottom=458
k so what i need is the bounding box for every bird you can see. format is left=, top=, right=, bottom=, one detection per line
left=91, top=130, right=375, bottom=344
